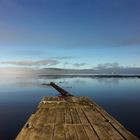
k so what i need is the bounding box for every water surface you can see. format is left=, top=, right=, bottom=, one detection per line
left=0, top=76, right=140, bottom=139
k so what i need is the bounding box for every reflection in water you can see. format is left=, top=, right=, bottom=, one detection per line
left=97, top=78, right=120, bottom=85
left=73, top=79, right=86, bottom=85
left=0, top=76, right=140, bottom=139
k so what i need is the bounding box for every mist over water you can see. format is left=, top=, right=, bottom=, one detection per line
left=0, top=76, right=140, bottom=139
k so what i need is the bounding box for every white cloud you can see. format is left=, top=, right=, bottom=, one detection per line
left=73, top=63, right=87, bottom=67
left=97, top=62, right=120, bottom=69
left=0, top=59, right=59, bottom=66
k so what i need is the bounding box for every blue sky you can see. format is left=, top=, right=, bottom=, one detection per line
left=0, top=0, right=140, bottom=69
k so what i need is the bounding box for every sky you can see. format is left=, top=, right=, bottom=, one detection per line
left=0, top=0, right=140, bottom=70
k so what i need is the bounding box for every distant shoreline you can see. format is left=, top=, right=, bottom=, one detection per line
left=39, top=74, right=140, bottom=78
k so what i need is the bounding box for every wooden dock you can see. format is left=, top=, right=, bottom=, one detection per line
left=16, top=83, right=139, bottom=140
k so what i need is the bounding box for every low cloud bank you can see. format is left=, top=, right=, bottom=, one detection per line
left=0, top=59, right=59, bottom=66
left=73, top=63, right=87, bottom=67
left=0, top=62, right=140, bottom=76
left=97, top=62, right=120, bottom=69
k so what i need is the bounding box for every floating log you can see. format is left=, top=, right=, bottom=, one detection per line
left=50, top=82, right=72, bottom=96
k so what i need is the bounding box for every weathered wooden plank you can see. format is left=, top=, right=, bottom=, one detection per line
left=16, top=95, right=138, bottom=140
left=54, top=124, right=65, bottom=140
left=82, top=107, right=112, bottom=140
left=76, top=107, right=88, bottom=124
left=64, top=109, right=72, bottom=124
left=93, top=102, right=139, bottom=140
left=90, top=108, right=125, bottom=140
left=40, top=125, right=54, bottom=140
left=65, top=125, right=78, bottom=140
left=34, top=109, right=48, bottom=127
left=46, top=108, right=56, bottom=124
left=70, top=108, right=81, bottom=124
left=75, top=125, right=88, bottom=140
left=83, top=124, right=99, bottom=140
left=55, top=108, right=65, bottom=124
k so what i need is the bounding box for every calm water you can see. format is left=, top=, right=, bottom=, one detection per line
left=0, top=76, right=140, bottom=139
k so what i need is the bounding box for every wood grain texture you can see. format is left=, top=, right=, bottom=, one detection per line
left=16, top=96, right=139, bottom=140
